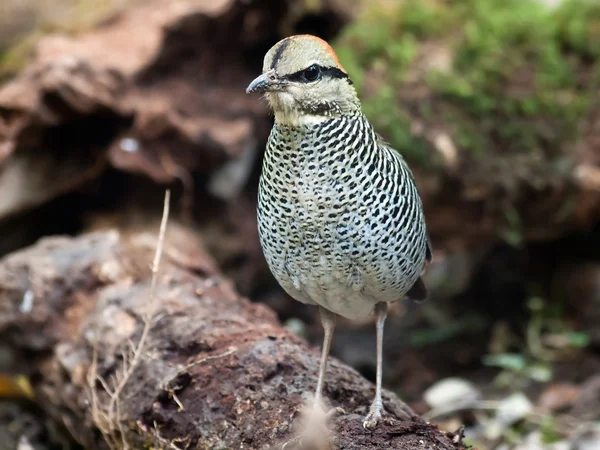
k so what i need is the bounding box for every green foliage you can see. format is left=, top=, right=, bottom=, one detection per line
left=409, top=312, right=487, bottom=346
left=554, top=0, right=600, bottom=59
left=334, top=0, right=600, bottom=165
left=360, top=83, right=433, bottom=166
left=500, top=204, right=524, bottom=248
left=539, top=415, right=564, bottom=444
left=482, top=352, right=553, bottom=386
left=483, top=295, right=589, bottom=390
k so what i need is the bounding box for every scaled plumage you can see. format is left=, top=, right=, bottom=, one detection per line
left=247, top=34, right=431, bottom=435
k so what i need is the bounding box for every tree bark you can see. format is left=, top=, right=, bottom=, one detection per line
left=0, top=229, right=465, bottom=450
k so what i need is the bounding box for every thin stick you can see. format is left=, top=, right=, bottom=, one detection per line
left=106, top=189, right=171, bottom=446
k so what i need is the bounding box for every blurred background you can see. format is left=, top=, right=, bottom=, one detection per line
left=1, top=0, right=599, bottom=449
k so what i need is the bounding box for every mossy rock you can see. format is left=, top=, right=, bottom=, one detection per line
left=0, top=0, right=137, bottom=84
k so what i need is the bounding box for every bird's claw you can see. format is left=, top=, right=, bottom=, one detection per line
left=362, top=405, right=384, bottom=430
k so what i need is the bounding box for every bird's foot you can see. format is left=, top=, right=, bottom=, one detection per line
left=362, top=402, right=385, bottom=429
left=282, top=403, right=345, bottom=449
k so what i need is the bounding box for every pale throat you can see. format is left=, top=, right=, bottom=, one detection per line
left=266, top=92, right=326, bottom=127
left=273, top=110, right=331, bottom=127
left=269, top=94, right=353, bottom=127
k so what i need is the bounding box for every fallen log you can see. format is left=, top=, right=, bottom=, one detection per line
left=0, top=229, right=465, bottom=449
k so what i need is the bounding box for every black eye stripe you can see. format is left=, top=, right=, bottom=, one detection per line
left=283, top=65, right=352, bottom=84
left=323, top=67, right=351, bottom=81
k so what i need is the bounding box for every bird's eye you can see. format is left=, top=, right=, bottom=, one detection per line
left=302, top=65, right=321, bottom=82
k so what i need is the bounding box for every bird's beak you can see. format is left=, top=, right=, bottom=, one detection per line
left=246, top=70, right=279, bottom=94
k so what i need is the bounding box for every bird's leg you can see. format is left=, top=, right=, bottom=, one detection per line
left=314, top=306, right=335, bottom=408
left=363, top=301, right=388, bottom=429
left=306, top=307, right=344, bottom=421
left=282, top=307, right=343, bottom=449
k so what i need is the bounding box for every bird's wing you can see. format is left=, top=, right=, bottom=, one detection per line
left=375, top=133, right=433, bottom=301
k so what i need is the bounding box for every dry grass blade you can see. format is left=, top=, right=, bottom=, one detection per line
left=88, top=189, right=171, bottom=449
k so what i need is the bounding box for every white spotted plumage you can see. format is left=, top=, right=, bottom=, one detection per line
left=258, top=113, right=428, bottom=319
left=247, top=34, right=431, bottom=432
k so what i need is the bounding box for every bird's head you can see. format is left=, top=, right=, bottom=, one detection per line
left=246, top=34, right=360, bottom=126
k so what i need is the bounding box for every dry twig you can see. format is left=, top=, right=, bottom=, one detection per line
left=88, top=189, right=171, bottom=449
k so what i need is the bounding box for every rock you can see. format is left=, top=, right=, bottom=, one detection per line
left=485, top=393, right=533, bottom=440
left=423, top=377, right=481, bottom=415
left=0, top=230, right=466, bottom=450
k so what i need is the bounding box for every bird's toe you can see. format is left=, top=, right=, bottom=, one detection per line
left=362, top=408, right=383, bottom=430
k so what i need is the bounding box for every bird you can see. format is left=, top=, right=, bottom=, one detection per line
left=246, top=34, right=431, bottom=432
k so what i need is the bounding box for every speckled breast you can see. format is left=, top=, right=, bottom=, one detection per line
left=257, top=117, right=428, bottom=319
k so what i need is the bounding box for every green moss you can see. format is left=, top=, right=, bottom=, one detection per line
left=361, top=83, right=433, bottom=166
left=333, top=1, right=447, bottom=90
left=554, top=0, right=600, bottom=59
left=333, top=0, right=600, bottom=166
left=0, top=36, right=37, bottom=84
left=0, top=0, right=134, bottom=85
